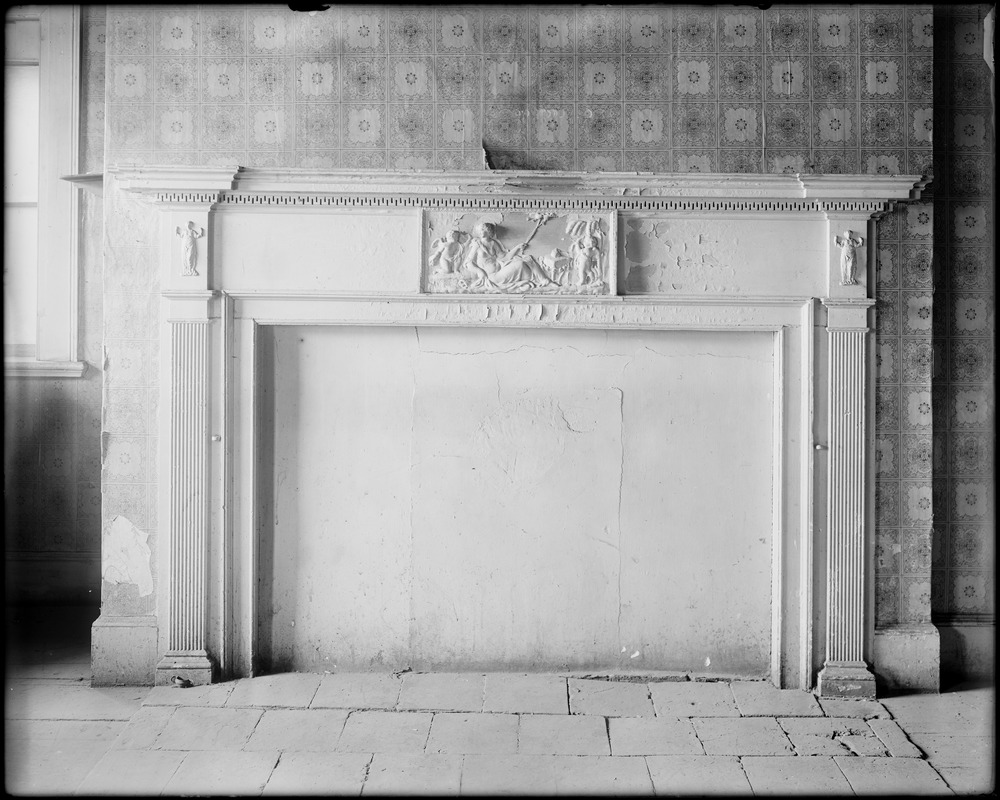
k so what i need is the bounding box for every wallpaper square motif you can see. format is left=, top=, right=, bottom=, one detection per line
left=900, top=244, right=933, bottom=288
left=767, top=8, right=809, bottom=52
left=484, top=105, right=527, bottom=149
left=343, top=104, right=384, bottom=148
left=534, top=57, right=576, bottom=102
left=437, top=56, right=482, bottom=102
left=767, top=57, right=810, bottom=100
left=906, top=8, right=934, bottom=51
left=388, top=8, right=433, bottom=53
left=673, top=104, right=717, bottom=148
left=532, top=8, right=574, bottom=52
left=876, top=480, right=900, bottom=528
left=438, top=104, right=480, bottom=147
left=202, top=105, right=247, bottom=150
left=482, top=8, right=528, bottom=53
left=720, top=106, right=760, bottom=147
left=342, top=149, right=386, bottom=169
left=154, top=59, right=198, bottom=103
left=950, top=432, right=992, bottom=475
left=876, top=386, right=901, bottom=430
left=156, top=10, right=197, bottom=53
left=901, top=435, right=934, bottom=478
left=875, top=292, right=900, bottom=337
left=577, top=104, right=622, bottom=148
left=438, top=8, right=481, bottom=53
left=875, top=434, right=899, bottom=479
left=624, top=103, right=670, bottom=150
left=676, top=58, right=715, bottom=97
left=531, top=105, right=573, bottom=148
left=624, top=56, right=671, bottom=101
left=863, top=58, right=903, bottom=100
left=200, top=11, right=245, bottom=56
left=948, top=63, right=992, bottom=107
left=674, top=7, right=717, bottom=52
left=812, top=56, right=858, bottom=100
left=718, top=57, right=760, bottom=100
left=624, top=149, right=672, bottom=172
left=624, top=9, right=667, bottom=52
left=719, top=10, right=759, bottom=51
left=388, top=103, right=433, bottom=149
left=579, top=150, right=623, bottom=172
left=109, top=59, right=152, bottom=103
left=861, top=103, right=906, bottom=147
left=108, top=12, right=153, bottom=56
left=580, top=58, right=621, bottom=99
left=248, top=13, right=291, bottom=54
left=156, top=105, right=198, bottom=149
left=813, top=150, right=858, bottom=174
left=950, top=340, right=992, bottom=384
left=813, top=8, right=855, bottom=51
left=250, top=106, right=290, bottom=148
left=343, top=9, right=386, bottom=53
left=815, top=105, right=855, bottom=146
left=578, top=8, right=621, bottom=52
left=296, top=104, right=339, bottom=149
left=765, top=104, right=810, bottom=148
left=949, top=248, right=992, bottom=292
left=485, top=58, right=526, bottom=102
left=293, top=10, right=339, bottom=54
left=202, top=59, right=245, bottom=103
left=902, top=529, right=932, bottom=574
left=248, top=58, right=292, bottom=103
left=718, top=149, right=762, bottom=173
left=876, top=527, right=900, bottom=572
left=296, top=58, right=339, bottom=100
left=906, top=56, right=934, bottom=100
left=390, top=150, right=431, bottom=170
left=860, top=7, right=905, bottom=53
left=675, top=150, right=716, bottom=173
left=389, top=57, right=432, bottom=102
left=342, top=57, right=387, bottom=101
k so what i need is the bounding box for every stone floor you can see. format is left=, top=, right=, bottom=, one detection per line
left=4, top=608, right=995, bottom=796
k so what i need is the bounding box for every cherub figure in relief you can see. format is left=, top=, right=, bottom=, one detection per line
left=429, top=229, right=468, bottom=275
left=836, top=230, right=864, bottom=286
left=568, top=234, right=601, bottom=286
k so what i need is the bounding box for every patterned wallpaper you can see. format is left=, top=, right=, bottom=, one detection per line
left=102, top=4, right=937, bottom=175
left=90, top=5, right=992, bottom=660
left=929, top=6, right=994, bottom=622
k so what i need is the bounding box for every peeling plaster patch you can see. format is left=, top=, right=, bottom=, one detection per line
left=103, top=515, right=154, bottom=596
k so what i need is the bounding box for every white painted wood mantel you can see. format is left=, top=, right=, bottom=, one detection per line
left=109, top=167, right=926, bottom=697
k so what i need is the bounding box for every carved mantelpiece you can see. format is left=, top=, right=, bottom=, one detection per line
left=103, top=168, right=927, bottom=695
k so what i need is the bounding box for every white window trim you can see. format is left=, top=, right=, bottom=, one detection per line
left=5, top=5, right=86, bottom=378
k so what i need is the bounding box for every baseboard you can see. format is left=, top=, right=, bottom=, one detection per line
left=936, top=616, right=995, bottom=686
left=873, top=623, right=941, bottom=693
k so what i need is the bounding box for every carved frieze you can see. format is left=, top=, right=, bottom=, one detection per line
left=423, top=210, right=615, bottom=295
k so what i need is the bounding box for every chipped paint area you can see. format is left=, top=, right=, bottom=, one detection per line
left=102, top=515, right=154, bottom=597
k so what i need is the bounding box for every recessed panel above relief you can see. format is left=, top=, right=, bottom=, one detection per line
left=423, top=209, right=615, bottom=295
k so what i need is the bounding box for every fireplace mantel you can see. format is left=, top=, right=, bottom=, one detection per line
left=102, top=167, right=927, bottom=696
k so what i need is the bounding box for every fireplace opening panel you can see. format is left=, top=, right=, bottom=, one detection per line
left=256, top=324, right=774, bottom=676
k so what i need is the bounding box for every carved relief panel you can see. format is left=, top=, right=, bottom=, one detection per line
left=423, top=210, right=616, bottom=295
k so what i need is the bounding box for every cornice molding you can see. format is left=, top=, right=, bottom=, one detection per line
left=111, top=167, right=928, bottom=215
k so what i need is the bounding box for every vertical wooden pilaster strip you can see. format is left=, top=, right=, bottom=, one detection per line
left=168, top=321, right=210, bottom=657
left=818, top=324, right=875, bottom=697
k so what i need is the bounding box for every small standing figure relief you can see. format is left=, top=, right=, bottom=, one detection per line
left=176, top=221, right=205, bottom=277
left=569, top=234, right=601, bottom=286
left=428, top=229, right=468, bottom=275
left=836, top=230, right=864, bottom=286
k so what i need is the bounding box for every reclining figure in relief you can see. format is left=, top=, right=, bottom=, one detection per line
left=428, top=215, right=607, bottom=294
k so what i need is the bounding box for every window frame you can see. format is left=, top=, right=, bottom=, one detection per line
left=5, top=4, right=86, bottom=378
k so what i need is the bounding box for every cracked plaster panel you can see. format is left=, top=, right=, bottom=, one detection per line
left=409, top=327, right=623, bottom=670
left=215, top=211, right=421, bottom=293
left=265, top=325, right=777, bottom=674
left=617, top=332, right=774, bottom=677
left=622, top=216, right=825, bottom=296
left=267, top=326, right=416, bottom=672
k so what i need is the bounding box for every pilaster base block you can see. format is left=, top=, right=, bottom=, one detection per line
left=874, top=624, right=941, bottom=692
left=91, top=615, right=158, bottom=686
left=817, top=662, right=877, bottom=698
left=155, top=652, right=215, bottom=687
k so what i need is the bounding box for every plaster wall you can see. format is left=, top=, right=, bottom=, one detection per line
left=262, top=324, right=773, bottom=675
